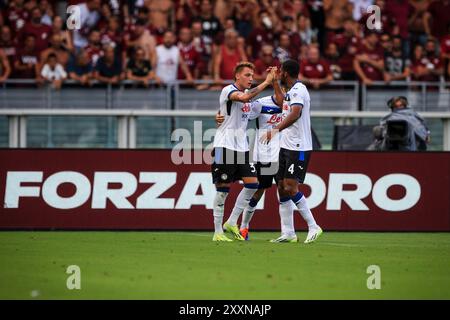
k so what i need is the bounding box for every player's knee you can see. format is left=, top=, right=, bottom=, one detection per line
left=280, top=183, right=296, bottom=196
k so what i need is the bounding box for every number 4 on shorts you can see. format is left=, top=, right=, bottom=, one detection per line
left=288, top=164, right=294, bottom=174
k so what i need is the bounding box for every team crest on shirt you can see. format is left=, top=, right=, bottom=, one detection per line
left=241, top=103, right=251, bottom=113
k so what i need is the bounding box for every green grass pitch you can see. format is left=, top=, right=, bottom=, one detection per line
left=0, top=231, right=449, bottom=299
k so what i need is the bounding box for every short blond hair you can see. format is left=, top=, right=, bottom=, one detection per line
left=233, top=61, right=255, bottom=79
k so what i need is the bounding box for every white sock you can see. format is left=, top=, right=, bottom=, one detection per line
left=226, top=185, right=258, bottom=226
left=292, top=192, right=318, bottom=230
left=240, top=197, right=259, bottom=229
left=213, top=189, right=229, bottom=234
left=279, top=197, right=295, bottom=237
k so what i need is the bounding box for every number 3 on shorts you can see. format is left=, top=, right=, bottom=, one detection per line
left=288, top=164, right=294, bottom=174
left=250, top=163, right=256, bottom=173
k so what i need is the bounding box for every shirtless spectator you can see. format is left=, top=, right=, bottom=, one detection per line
left=354, top=31, right=385, bottom=84
left=323, top=0, right=353, bottom=43
left=299, top=45, right=333, bottom=89
left=146, top=0, right=173, bottom=31
left=125, top=19, right=157, bottom=68
left=253, top=44, right=280, bottom=81
left=213, top=29, right=247, bottom=83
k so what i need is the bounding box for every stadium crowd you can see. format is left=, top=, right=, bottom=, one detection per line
left=0, top=0, right=449, bottom=89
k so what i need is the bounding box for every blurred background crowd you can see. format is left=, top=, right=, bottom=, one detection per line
left=0, top=0, right=449, bottom=89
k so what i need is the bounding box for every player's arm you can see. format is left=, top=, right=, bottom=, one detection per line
left=275, top=104, right=302, bottom=132
left=272, top=71, right=284, bottom=107
left=215, top=111, right=225, bottom=127
left=229, top=68, right=275, bottom=103
left=260, top=104, right=303, bottom=144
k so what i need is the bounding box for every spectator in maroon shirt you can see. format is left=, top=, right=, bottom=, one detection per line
left=253, top=44, right=281, bottom=81
left=331, top=19, right=360, bottom=80
left=324, top=42, right=342, bottom=80
left=385, top=0, right=412, bottom=39
left=278, top=16, right=302, bottom=61
left=0, top=25, right=17, bottom=67
left=299, top=45, right=333, bottom=89
left=440, top=24, right=450, bottom=79
left=177, top=27, right=203, bottom=80
left=13, top=34, right=40, bottom=80
left=424, top=0, right=450, bottom=41
left=85, top=30, right=104, bottom=67
left=247, top=10, right=277, bottom=60
left=354, top=31, right=385, bottom=85
left=410, top=43, right=443, bottom=81
left=190, top=19, right=211, bottom=80
left=4, top=0, right=29, bottom=34
left=20, top=6, right=52, bottom=54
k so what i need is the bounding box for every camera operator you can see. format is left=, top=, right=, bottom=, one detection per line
left=370, top=96, right=430, bottom=151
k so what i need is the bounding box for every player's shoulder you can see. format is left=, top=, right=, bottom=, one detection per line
left=255, top=95, right=277, bottom=106
left=221, top=83, right=241, bottom=97
left=290, top=81, right=308, bottom=92
left=288, top=81, right=309, bottom=97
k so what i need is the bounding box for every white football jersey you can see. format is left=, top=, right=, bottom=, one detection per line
left=213, top=84, right=253, bottom=152
left=280, top=81, right=313, bottom=151
left=249, top=96, right=283, bottom=163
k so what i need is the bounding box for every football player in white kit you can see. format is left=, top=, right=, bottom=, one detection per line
left=211, top=62, right=277, bottom=242
left=261, top=59, right=323, bottom=244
